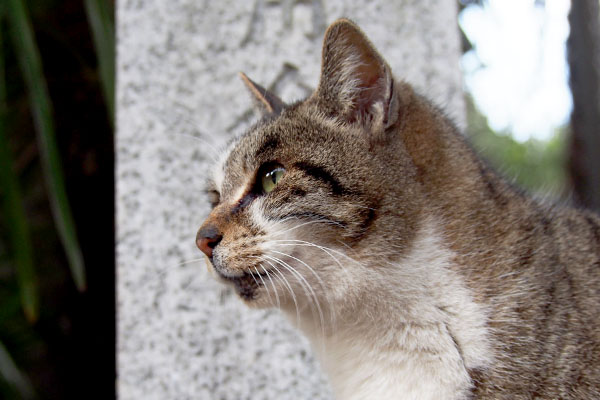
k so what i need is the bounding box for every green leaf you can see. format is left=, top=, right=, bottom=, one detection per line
left=0, top=10, right=38, bottom=322
left=0, top=340, right=36, bottom=399
left=84, top=0, right=115, bottom=124
left=6, top=0, right=86, bottom=291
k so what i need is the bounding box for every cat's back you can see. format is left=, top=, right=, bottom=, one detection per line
left=411, top=106, right=600, bottom=397
left=548, top=206, right=600, bottom=333
left=466, top=198, right=600, bottom=398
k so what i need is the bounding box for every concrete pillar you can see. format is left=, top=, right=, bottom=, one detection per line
left=117, top=1, right=464, bottom=398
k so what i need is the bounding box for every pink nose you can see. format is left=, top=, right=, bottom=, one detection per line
left=196, top=226, right=222, bottom=258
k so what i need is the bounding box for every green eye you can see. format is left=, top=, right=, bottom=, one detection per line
left=261, top=166, right=285, bottom=193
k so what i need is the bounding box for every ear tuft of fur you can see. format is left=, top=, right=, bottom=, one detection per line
left=239, top=72, right=286, bottom=117
left=315, top=19, right=398, bottom=131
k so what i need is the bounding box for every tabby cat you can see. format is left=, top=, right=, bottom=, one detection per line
left=196, top=19, right=600, bottom=399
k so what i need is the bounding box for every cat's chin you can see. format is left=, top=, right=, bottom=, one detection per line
left=215, top=268, right=269, bottom=305
left=228, top=277, right=277, bottom=309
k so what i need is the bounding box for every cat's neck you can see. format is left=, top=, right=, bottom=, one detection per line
left=283, top=218, right=493, bottom=400
left=397, top=89, right=539, bottom=262
left=276, top=91, right=506, bottom=398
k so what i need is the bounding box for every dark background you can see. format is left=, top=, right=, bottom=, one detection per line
left=1, top=0, right=114, bottom=398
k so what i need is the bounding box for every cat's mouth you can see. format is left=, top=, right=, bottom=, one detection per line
left=219, top=269, right=268, bottom=300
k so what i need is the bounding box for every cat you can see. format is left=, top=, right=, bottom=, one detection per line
left=196, top=18, right=600, bottom=399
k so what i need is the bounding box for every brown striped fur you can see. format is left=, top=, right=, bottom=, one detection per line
left=197, top=19, right=600, bottom=399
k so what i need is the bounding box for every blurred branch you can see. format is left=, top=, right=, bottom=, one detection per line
left=6, top=0, right=86, bottom=291
left=84, top=0, right=115, bottom=124
left=0, top=340, right=36, bottom=399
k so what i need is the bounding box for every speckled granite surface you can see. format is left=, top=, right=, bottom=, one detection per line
left=116, top=1, right=464, bottom=398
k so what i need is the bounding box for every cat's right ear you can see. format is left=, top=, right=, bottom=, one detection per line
left=239, top=72, right=286, bottom=117
left=314, top=19, right=399, bottom=132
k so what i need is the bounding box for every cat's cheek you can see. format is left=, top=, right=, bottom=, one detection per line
left=246, top=197, right=274, bottom=234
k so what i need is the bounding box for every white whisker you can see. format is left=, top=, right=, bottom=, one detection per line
left=268, top=240, right=357, bottom=288
left=260, top=264, right=281, bottom=310
left=151, top=257, right=208, bottom=283
left=271, top=218, right=345, bottom=237
left=268, top=249, right=335, bottom=328
left=269, top=239, right=363, bottom=267
left=171, top=131, right=224, bottom=163
left=264, top=254, right=326, bottom=342
left=253, top=266, right=274, bottom=306
left=260, top=257, right=301, bottom=326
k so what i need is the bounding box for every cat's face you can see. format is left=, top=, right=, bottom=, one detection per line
left=201, top=107, right=386, bottom=308
left=196, top=20, right=421, bottom=314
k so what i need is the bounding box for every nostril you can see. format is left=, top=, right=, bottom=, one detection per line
left=206, top=237, right=221, bottom=249
left=196, top=226, right=223, bottom=258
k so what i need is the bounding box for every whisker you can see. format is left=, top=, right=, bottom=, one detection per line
left=170, top=131, right=224, bottom=162
left=270, top=218, right=344, bottom=238
left=248, top=269, right=263, bottom=296
left=151, top=257, right=209, bottom=284
left=267, top=250, right=333, bottom=334
left=264, top=254, right=315, bottom=314
left=253, top=266, right=274, bottom=306
left=260, top=264, right=281, bottom=310
left=260, top=258, right=301, bottom=326
left=268, top=249, right=335, bottom=319
left=269, top=239, right=363, bottom=267
left=264, top=254, right=326, bottom=342
left=268, top=240, right=356, bottom=287
left=263, top=215, right=300, bottom=230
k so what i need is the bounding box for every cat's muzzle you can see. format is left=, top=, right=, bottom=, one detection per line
left=210, top=257, right=268, bottom=300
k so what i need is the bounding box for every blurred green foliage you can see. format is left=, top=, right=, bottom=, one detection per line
left=0, top=0, right=114, bottom=398
left=0, top=6, right=39, bottom=325
left=466, top=95, right=568, bottom=200
left=7, top=0, right=86, bottom=301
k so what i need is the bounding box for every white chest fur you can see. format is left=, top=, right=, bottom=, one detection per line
left=292, top=220, right=493, bottom=400
left=320, top=323, right=471, bottom=400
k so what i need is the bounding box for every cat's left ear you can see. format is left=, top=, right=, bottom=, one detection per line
left=314, top=19, right=399, bottom=131
left=239, top=72, right=286, bottom=117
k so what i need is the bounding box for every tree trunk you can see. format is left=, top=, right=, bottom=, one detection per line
left=568, top=0, right=600, bottom=212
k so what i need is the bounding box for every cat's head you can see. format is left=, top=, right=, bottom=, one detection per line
left=196, top=19, right=423, bottom=316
